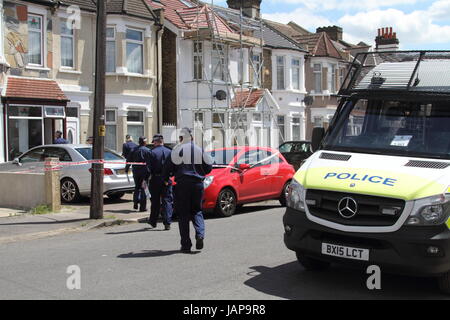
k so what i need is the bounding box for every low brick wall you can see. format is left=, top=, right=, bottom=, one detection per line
left=0, top=172, right=46, bottom=209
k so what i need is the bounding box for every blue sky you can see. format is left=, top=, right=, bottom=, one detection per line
left=212, top=0, right=450, bottom=50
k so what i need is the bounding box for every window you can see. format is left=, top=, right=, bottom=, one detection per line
left=193, top=41, right=203, bottom=80
left=194, top=112, right=204, bottom=123
left=127, top=110, right=145, bottom=140
left=106, top=27, right=116, bottom=73
left=44, top=147, right=72, bottom=162
left=28, top=14, right=43, bottom=66
left=126, top=28, right=143, bottom=74
left=276, top=56, right=285, bottom=90
left=313, top=116, right=324, bottom=128
left=44, top=106, right=65, bottom=118
left=331, top=65, right=337, bottom=93
left=277, top=115, right=285, bottom=142
left=252, top=53, right=261, bottom=87
left=76, top=148, right=123, bottom=161
left=313, top=64, right=322, bottom=93
left=19, top=147, right=45, bottom=163
left=105, top=110, right=117, bottom=151
left=212, top=112, right=225, bottom=126
left=292, top=58, right=301, bottom=90
left=339, top=68, right=345, bottom=89
left=292, top=116, right=301, bottom=141
left=252, top=112, right=262, bottom=122
left=212, top=44, right=226, bottom=81
left=61, top=20, right=74, bottom=68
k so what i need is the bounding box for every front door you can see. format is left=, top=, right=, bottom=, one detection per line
left=66, top=118, right=79, bottom=144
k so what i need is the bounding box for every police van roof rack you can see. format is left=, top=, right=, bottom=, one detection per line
left=338, top=50, right=450, bottom=96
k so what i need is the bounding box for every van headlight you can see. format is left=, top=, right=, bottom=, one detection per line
left=287, top=179, right=306, bottom=212
left=204, top=176, right=214, bottom=189
left=405, top=194, right=450, bottom=226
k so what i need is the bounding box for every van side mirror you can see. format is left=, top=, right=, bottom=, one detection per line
left=311, top=127, right=325, bottom=152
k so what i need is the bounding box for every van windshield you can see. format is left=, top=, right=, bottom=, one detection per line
left=322, top=99, right=450, bottom=160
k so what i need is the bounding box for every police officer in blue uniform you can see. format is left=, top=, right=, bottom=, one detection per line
left=126, top=136, right=152, bottom=212
left=148, top=134, right=173, bottom=230
left=122, top=135, right=137, bottom=159
left=163, top=128, right=212, bottom=253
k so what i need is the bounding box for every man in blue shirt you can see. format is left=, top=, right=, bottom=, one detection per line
left=163, top=128, right=212, bottom=253
left=148, top=134, right=173, bottom=230
left=54, top=131, right=68, bottom=144
left=126, top=136, right=152, bottom=212
left=122, top=135, right=137, bottom=159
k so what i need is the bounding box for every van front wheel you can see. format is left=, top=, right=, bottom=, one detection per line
left=438, top=272, right=450, bottom=295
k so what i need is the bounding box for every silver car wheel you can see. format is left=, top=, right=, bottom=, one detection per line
left=219, top=189, right=236, bottom=216
left=61, top=180, right=77, bottom=202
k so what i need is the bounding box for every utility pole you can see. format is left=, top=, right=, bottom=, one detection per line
left=90, top=0, right=106, bottom=219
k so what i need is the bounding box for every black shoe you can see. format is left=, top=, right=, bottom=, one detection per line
left=180, top=247, right=192, bottom=254
left=195, top=237, right=204, bottom=250
left=133, top=203, right=138, bottom=210
left=139, top=208, right=147, bottom=212
left=164, top=224, right=171, bottom=231
left=148, top=221, right=157, bottom=228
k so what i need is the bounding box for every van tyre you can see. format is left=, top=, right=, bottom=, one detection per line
left=61, top=178, right=81, bottom=203
left=215, top=188, right=237, bottom=217
left=438, top=272, right=450, bottom=294
left=296, top=252, right=331, bottom=271
left=279, top=180, right=291, bottom=207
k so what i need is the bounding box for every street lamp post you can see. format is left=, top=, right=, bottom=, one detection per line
left=90, top=0, right=107, bottom=219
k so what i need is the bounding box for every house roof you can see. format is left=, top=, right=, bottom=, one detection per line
left=212, top=6, right=307, bottom=52
left=178, top=5, right=235, bottom=34
left=59, top=0, right=159, bottom=21
left=5, top=77, right=69, bottom=102
left=231, top=89, right=264, bottom=108
left=147, top=0, right=194, bottom=29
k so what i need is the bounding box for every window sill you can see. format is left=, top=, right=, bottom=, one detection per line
left=59, top=68, right=82, bottom=74
left=25, top=65, right=51, bottom=72
left=106, top=72, right=156, bottom=79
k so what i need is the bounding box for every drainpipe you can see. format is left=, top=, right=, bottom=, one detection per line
left=154, top=11, right=164, bottom=134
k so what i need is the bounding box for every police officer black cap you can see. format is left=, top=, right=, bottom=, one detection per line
left=138, top=136, right=147, bottom=145
left=152, top=134, right=164, bottom=142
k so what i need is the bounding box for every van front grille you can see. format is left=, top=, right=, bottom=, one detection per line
left=306, top=189, right=405, bottom=227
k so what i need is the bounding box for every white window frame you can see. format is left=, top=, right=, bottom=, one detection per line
left=126, top=28, right=144, bottom=74
left=105, top=109, right=117, bottom=151
left=211, top=43, right=227, bottom=82
left=276, top=56, right=285, bottom=90
left=339, top=67, right=345, bottom=89
left=193, top=41, right=203, bottom=80
left=212, top=112, right=225, bottom=127
left=331, top=64, right=337, bottom=93
left=252, top=53, right=261, bottom=87
left=106, top=26, right=117, bottom=73
left=313, top=63, right=322, bottom=93
left=27, top=14, right=44, bottom=67
left=292, top=58, right=301, bottom=90
left=60, top=19, right=75, bottom=69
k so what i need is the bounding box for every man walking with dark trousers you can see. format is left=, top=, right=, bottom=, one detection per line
left=126, top=136, right=152, bottom=212
left=122, top=135, right=137, bottom=159
left=163, top=128, right=212, bottom=253
left=148, top=134, right=173, bottom=230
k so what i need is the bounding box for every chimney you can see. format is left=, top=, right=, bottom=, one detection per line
left=316, top=25, right=343, bottom=41
left=375, top=26, right=399, bottom=51
left=226, top=0, right=262, bottom=19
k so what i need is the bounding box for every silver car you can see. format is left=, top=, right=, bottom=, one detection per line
left=0, top=144, right=135, bottom=203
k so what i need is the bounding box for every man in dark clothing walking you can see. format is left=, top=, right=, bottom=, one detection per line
left=126, top=136, right=151, bottom=212
left=163, top=128, right=212, bottom=253
left=148, top=134, right=173, bottom=230
left=122, top=135, right=137, bottom=159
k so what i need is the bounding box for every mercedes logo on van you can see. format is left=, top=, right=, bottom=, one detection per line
left=338, top=197, right=358, bottom=219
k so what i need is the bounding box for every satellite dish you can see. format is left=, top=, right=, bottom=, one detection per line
left=214, top=90, right=227, bottom=101
left=303, top=95, right=313, bottom=106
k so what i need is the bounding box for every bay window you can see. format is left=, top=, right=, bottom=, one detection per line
left=193, top=41, right=203, bottom=80
left=212, top=44, right=226, bottom=81
left=292, top=58, right=300, bottom=90
left=276, top=56, right=285, bottom=90
left=313, top=64, right=322, bottom=93
left=126, top=28, right=144, bottom=74
left=105, top=109, right=117, bottom=151
left=106, top=27, right=116, bottom=73
left=127, top=110, right=145, bottom=140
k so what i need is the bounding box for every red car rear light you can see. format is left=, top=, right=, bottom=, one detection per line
left=89, top=168, right=114, bottom=175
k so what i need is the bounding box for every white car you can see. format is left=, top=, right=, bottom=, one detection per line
left=0, top=144, right=135, bottom=203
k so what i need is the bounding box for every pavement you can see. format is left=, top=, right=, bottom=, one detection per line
left=0, top=194, right=149, bottom=244
left=1, top=202, right=448, bottom=300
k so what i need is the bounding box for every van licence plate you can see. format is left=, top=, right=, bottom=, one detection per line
left=321, top=243, right=369, bottom=261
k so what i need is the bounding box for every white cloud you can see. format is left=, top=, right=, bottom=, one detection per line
left=265, top=0, right=425, bottom=11
left=338, top=7, right=450, bottom=48
left=262, top=8, right=331, bottom=30
left=428, top=0, right=450, bottom=20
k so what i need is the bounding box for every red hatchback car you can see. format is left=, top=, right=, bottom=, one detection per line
left=202, top=147, right=295, bottom=217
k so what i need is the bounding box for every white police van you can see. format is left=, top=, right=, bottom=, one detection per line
left=283, top=51, right=450, bottom=294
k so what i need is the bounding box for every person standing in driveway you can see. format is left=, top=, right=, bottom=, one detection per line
left=148, top=134, right=173, bottom=230
left=54, top=131, right=68, bottom=144
left=122, top=135, right=137, bottom=159
left=126, top=136, right=152, bottom=212
left=163, top=128, right=212, bottom=253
